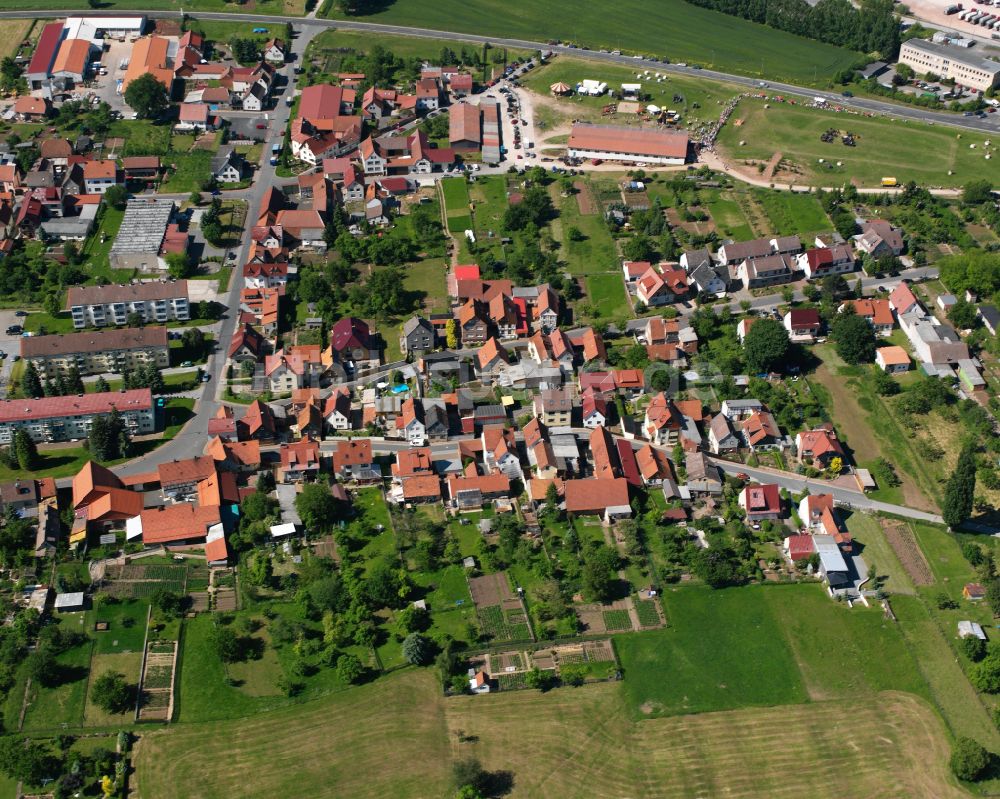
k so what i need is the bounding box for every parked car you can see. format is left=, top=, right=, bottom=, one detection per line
left=13, top=311, right=26, bottom=317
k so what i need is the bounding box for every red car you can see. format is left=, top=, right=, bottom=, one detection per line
left=256, top=123, right=267, bottom=129
left=735, top=472, right=750, bottom=481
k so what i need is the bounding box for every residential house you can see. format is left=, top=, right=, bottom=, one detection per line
left=263, top=38, right=286, bottom=63
left=875, top=345, right=911, bottom=373
left=483, top=425, right=522, bottom=481
left=211, top=149, right=246, bottom=184
left=277, top=437, right=322, bottom=483
left=797, top=244, right=855, bottom=280
left=643, top=392, right=684, bottom=445
left=564, top=477, right=632, bottom=521
left=738, top=254, right=795, bottom=289
left=458, top=300, right=490, bottom=345
left=799, top=493, right=852, bottom=552
left=739, top=483, right=782, bottom=521
left=740, top=410, right=782, bottom=451
left=635, top=444, right=672, bottom=486
left=685, top=451, right=723, bottom=495
left=783, top=309, right=822, bottom=342
left=228, top=323, right=266, bottom=364
left=889, top=282, right=921, bottom=317
left=328, top=317, right=378, bottom=372
left=398, top=398, right=426, bottom=446
left=854, top=219, right=904, bottom=257
left=581, top=388, right=608, bottom=429
left=324, top=388, right=353, bottom=431
left=796, top=425, right=844, bottom=468
left=332, top=439, right=379, bottom=483
left=622, top=260, right=651, bottom=284
left=717, top=237, right=775, bottom=266
left=402, top=315, right=435, bottom=355
left=476, top=338, right=509, bottom=385
left=533, top=388, right=573, bottom=427
left=239, top=400, right=277, bottom=442
left=679, top=248, right=712, bottom=272
left=689, top=261, right=728, bottom=295
left=446, top=469, right=511, bottom=511
left=843, top=298, right=894, bottom=335
left=83, top=160, right=120, bottom=194
left=177, top=102, right=216, bottom=132
left=708, top=413, right=740, bottom=454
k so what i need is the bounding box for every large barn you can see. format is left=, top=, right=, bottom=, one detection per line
left=567, top=124, right=690, bottom=165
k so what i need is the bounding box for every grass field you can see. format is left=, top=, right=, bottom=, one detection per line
left=552, top=183, right=618, bottom=276
left=616, top=586, right=806, bottom=716
left=136, top=667, right=962, bottom=799
left=441, top=178, right=473, bottom=233
left=0, top=0, right=303, bottom=12
left=0, top=19, right=31, bottom=60
left=136, top=670, right=453, bottom=799
left=718, top=99, right=994, bottom=188
left=753, top=189, right=831, bottom=237
left=584, top=274, right=630, bottom=322
left=84, top=651, right=142, bottom=727
left=324, top=0, right=860, bottom=86
left=704, top=191, right=755, bottom=240
left=308, top=28, right=531, bottom=67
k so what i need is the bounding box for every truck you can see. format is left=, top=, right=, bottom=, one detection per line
left=881, top=176, right=898, bottom=187
left=814, top=96, right=828, bottom=105
left=270, top=142, right=281, bottom=166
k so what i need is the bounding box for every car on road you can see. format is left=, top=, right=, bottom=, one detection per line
left=735, top=472, right=750, bottom=481
left=14, top=311, right=26, bottom=317
left=256, top=123, right=267, bottom=129
left=0, top=352, right=8, bottom=359
left=201, top=374, right=211, bottom=382
left=5, top=326, right=21, bottom=335
left=181, top=360, right=194, bottom=368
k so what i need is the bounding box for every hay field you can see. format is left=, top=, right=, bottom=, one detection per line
left=134, top=667, right=962, bottom=799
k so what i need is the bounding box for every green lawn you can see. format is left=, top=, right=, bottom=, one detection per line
left=324, top=0, right=860, bottom=86
left=616, top=585, right=807, bottom=717
left=19, top=635, right=94, bottom=732
left=718, top=99, right=995, bottom=188
left=753, top=189, right=831, bottom=237
left=106, top=120, right=172, bottom=157
left=705, top=191, right=755, bottom=240
left=440, top=178, right=471, bottom=234
left=161, top=152, right=214, bottom=194
left=555, top=185, right=619, bottom=276
left=402, top=258, right=450, bottom=316
left=584, top=273, right=630, bottom=321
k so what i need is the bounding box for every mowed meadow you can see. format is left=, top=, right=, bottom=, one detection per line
left=134, top=584, right=968, bottom=798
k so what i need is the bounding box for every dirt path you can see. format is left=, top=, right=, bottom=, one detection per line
left=762, top=151, right=782, bottom=181
left=881, top=519, right=934, bottom=586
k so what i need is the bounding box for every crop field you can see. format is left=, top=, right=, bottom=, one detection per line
left=324, top=0, right=860, bottom=86
left=1, top=0, right=303, bottom=12
left=634, top=599, right=661, bottom=627
left=717, top=99, right=994, bottom=188
left=602, top=609, right=633, bottom=632
left=102, top=563, right=188, bottom=599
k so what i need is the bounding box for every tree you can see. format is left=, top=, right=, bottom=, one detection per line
left=0, top=736, right=55, bottom=784
left=942, top=443, right=976, bottom=529
left=621, top=234, right=654, bottom=262
left=295, top=483, right=338, bottom=532
left=13, top=429, right=38, bottom=471
left=336, top=653, right=364, bottom=684
left=742, top=318, right=790, bottom=374
left=962, top=635, right=987, bottom=662
left=21, top=361, right=43, bottom=399
left=229, top=37, right=260, bottom=65
left=582, top=544, right=618, bottom=603
left=948, top=300, right=979, bottom=330
left=693, top=546, right=746, bottom=588
left=26, top=646, right=58, bottom=687
left=453, top=758, right=486, bottom=795
left=189, top=190, right=202, bottom=206
left=972, top=651, right=1000, bottom=692
left=211, top=624, right=241, bottom=663
left=962, top=179, right=993, bottom=206
left=91, top=670, right=131, bottom=713
left=831, top=306, right=876, bottom=364
left=104, top=184, right=128, bottom=212
left=65, top=366, right=85, bottom=394
left=951, top=737, right=991, bottom=781
left=402, top=632, right=433, bottom=665
left=123, top=73, right=169, bottom=119
left=151, top=588, right=183, bottom=618
left=166, top=251, right=194, bottom=280
left=445, top=319, right=458, bottom=349
left=0, top=56, right=24, bottom=93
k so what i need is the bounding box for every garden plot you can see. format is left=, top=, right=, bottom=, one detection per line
left=102, top=563, right=188, bottom=599
left=576, top=598, right=636, bottom=634
left=138, top=640, right=177, bottom=722
left=469, top=572, right=533, bottom=642
left=881, top=520, right=934, bottom=587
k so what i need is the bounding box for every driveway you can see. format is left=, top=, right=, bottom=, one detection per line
left=0, top=310, right=27, bottom=397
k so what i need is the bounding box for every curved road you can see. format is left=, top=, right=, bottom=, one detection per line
left=3, top=7, right=999, bottom=137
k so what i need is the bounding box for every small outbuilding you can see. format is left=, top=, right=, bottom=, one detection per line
left=958, top=620, right=988, bottom=640
left=54, top=592, right=85, bottom=613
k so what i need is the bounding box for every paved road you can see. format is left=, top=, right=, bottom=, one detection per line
left=622, top=266, right=939, bottom=332
left=113, top=26, right=323, bottom=477
left=709, top=457, right=944, bottom=523
left=3, top=8, right=998, bottom=135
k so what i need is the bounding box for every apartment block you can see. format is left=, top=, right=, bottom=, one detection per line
left=67, top=281, right=190, bottom=329
left=21, top=326, right=170, bottom=378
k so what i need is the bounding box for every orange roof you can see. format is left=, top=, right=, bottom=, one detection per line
left=675, top=399, right=704, bottom=422
left=124, top=36, right=174, bottom=90
left=635, top=444, right=671, bottom=481
left=528, top=477, right=564, bottom=501
left=401, top=474, right=442, bottom=500
left=280, top=436, right=320, bottom=469
left=877, top=345, right=910, bottom=366
left=72, top=460, right=123, bottom=509
left=83, top=160, right=117, bottom=180
left=590, top=426, right=618, bottom=479
left=205, top=535, right=230, bottom=563
left=848, top=298, right=894, bottom=327
left=205, top=436, right=261, bottom=468
left=196, top=469, right=239, bottom=507
left=138, top=503, right=222, bottom=544
left=564, top=477, right=630, bottom=513
left=477, top=337, right=507, bottom=369
left=569, top=124, right=689, bottom=159
left=157, top=455, right=217, bottom=487
left=393, top=447, right=434, bottom=477
left=332, top=439, right=373, bottom=471
left=53, top=39, right=92, bottom=77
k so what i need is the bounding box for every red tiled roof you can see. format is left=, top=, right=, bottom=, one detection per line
left=564, top=477, right=630, bottom=513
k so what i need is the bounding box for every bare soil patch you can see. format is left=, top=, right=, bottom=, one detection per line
left=469, top=572, right=514, bottom=608
left=881, top=520, right=934, bottom=586
left=573, top=181, right=596, bottom=215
